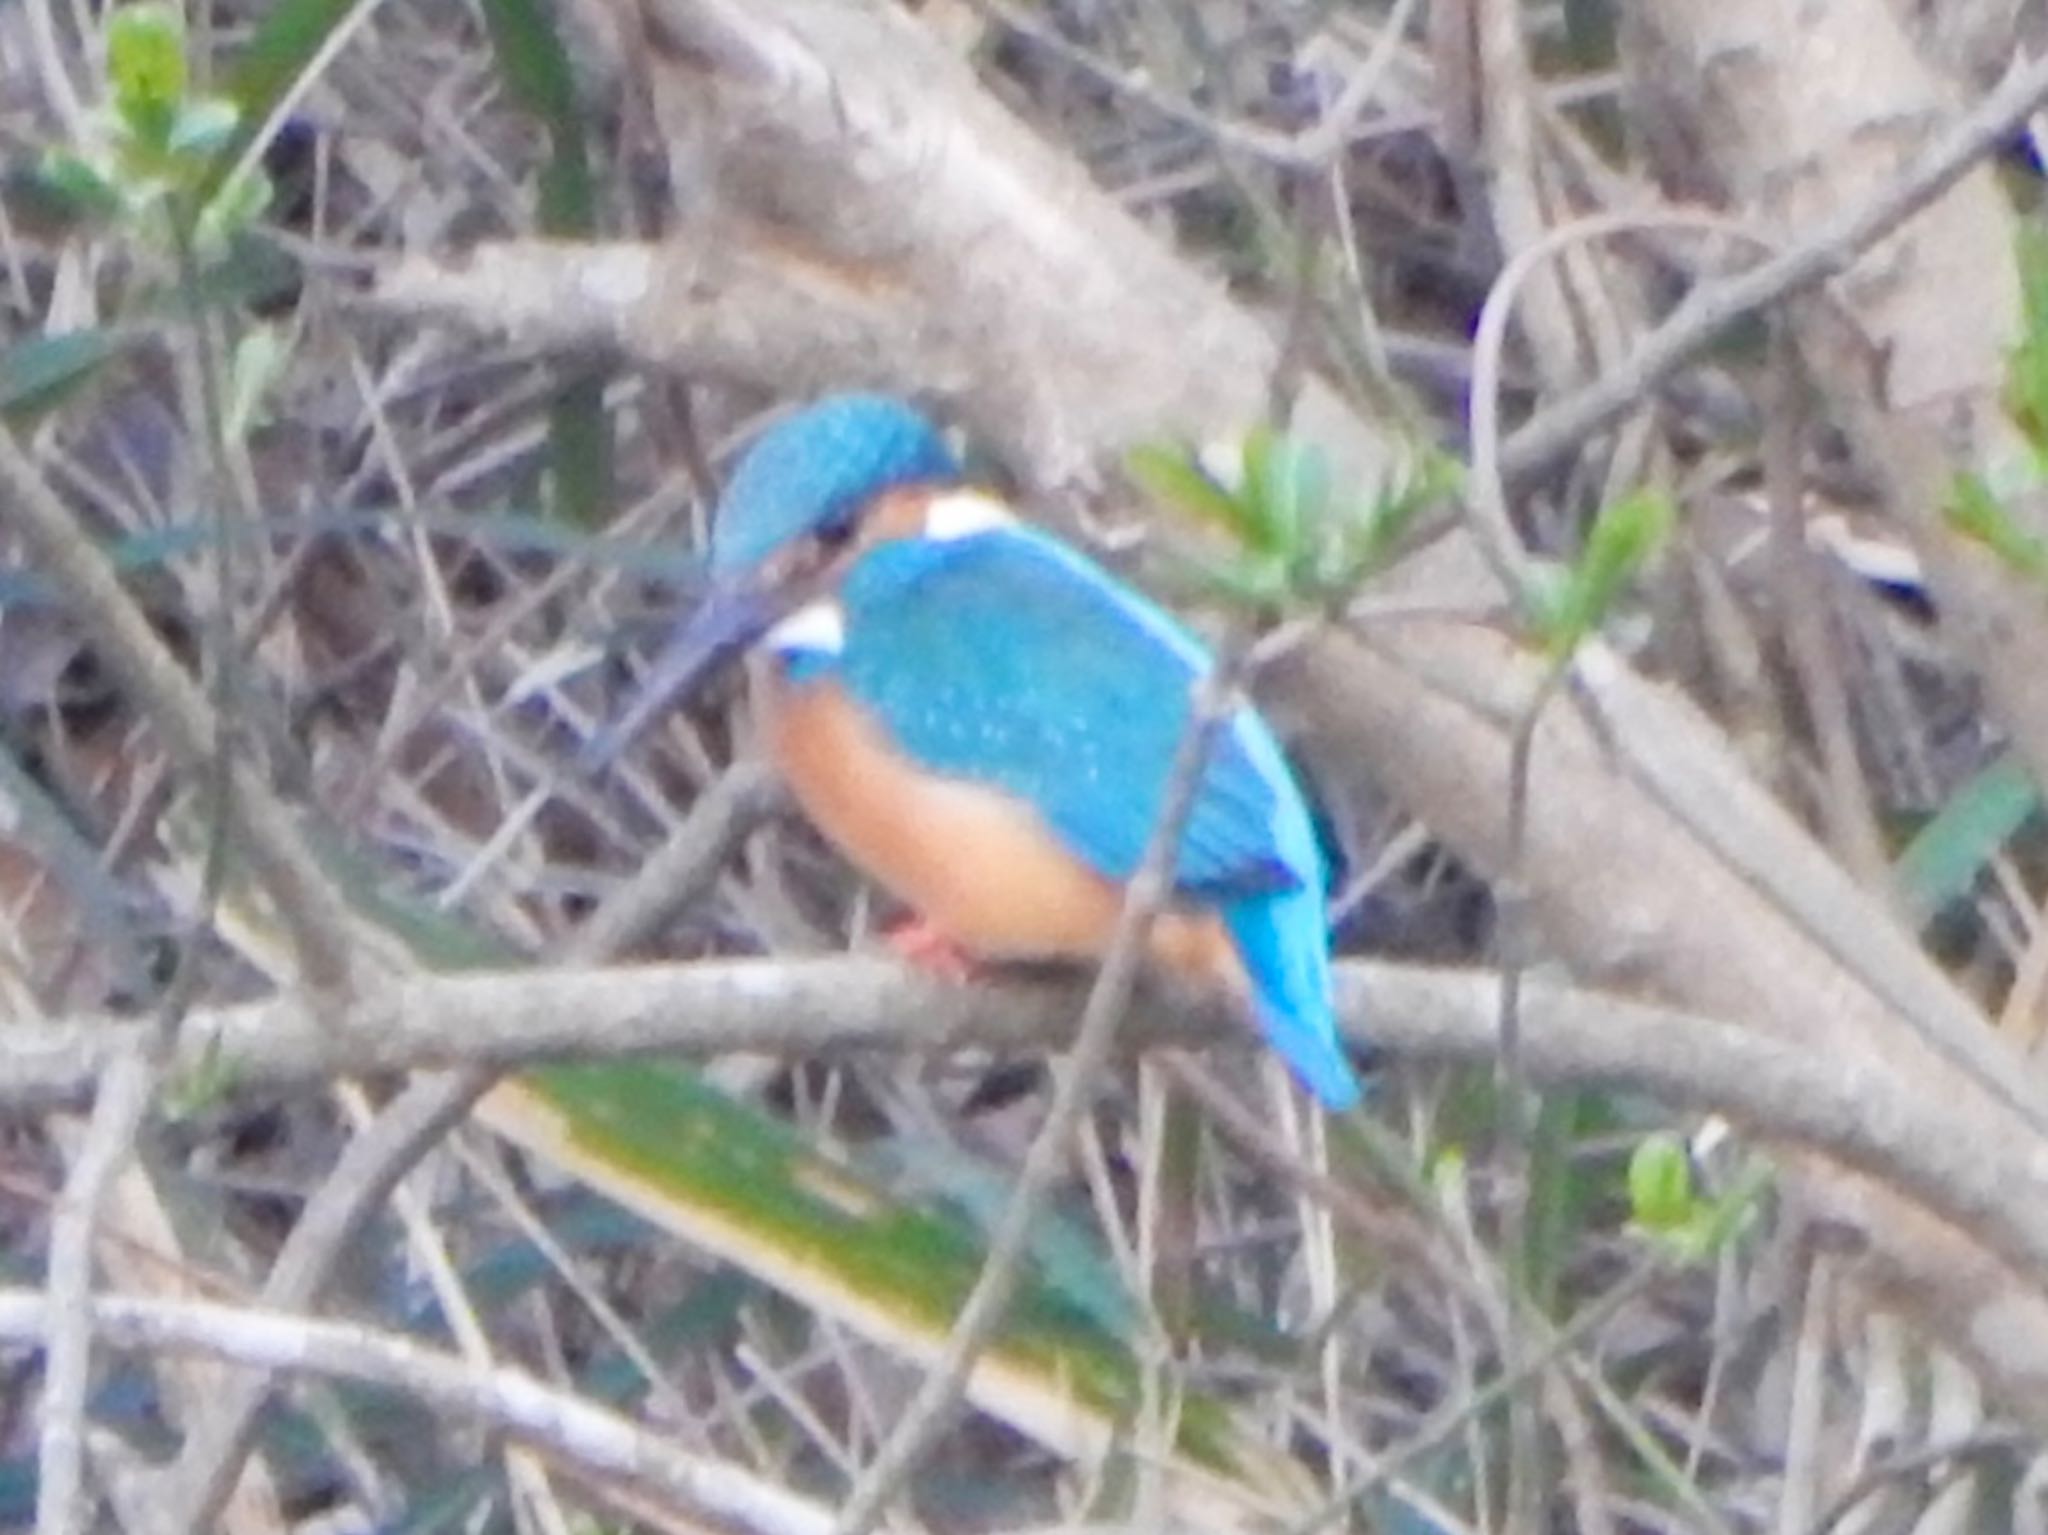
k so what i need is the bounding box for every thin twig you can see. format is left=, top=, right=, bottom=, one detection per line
left=0, top=1292, right=838, bottom=1535
left=1468, top=206, right=1767, bottom=607
left=1760, top=325, right=1890, bottom=888
left=147, top=184, right=264, bottom=1049
left=1501, top=48, right=2048, bottom=486
left=23, top=0, right=86, bottom=141
left=832, top=638, right=1253, bottom=1535
left=1775, top=1233, right=1836, bottom=1535
left=1494, top=658, right=1570, bottom=1535
left=1809, top=1427, right=2031, bottom=1535
left=36, top=1048, right=157, bottom=1535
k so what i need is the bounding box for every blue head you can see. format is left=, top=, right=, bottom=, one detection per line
left=709, top=394, right=961, bottom=575
left=582, top=394, right=962, bottom=766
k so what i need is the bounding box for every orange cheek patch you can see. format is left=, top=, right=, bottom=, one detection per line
left=858, top=488, right=943, bottom=546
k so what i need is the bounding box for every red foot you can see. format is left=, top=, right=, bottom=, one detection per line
left=886, top=917, right=982, bottom=982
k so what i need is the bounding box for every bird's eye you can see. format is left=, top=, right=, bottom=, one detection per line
left=812, top=518, right=857, bottom=554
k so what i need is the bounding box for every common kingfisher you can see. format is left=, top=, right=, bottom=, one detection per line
left=588, top=394, right=1362, bottom=1109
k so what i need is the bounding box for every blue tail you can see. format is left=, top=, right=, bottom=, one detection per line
left=1223, top=887, right=1362, bottom=1110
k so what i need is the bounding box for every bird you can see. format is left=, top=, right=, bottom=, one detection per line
left=585, top=393, right=1362, bottom=1109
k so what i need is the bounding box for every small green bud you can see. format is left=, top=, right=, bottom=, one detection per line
left=107, top=4, right=188, bottom=148
left=1627, top=1132, right=1696, bottom=1234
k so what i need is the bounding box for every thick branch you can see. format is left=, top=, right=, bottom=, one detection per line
left=9, top=956, right=2048, bottom=1319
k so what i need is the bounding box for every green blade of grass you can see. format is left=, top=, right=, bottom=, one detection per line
left=0, top=329, right=129, bottom=423
left=1895, top=750, right=2042, bottom=927
left=480, top=0, right=611, bottom=527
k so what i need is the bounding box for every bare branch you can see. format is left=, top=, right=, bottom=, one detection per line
left=37, top=1050, right=156, bottom=1535
left=0, top=1292, right=839, bottom=1535
left=8, top=956, right=2048, bottom=1322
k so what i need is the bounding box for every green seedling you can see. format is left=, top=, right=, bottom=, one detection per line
left=1128, top=427, right=1458, bottom=613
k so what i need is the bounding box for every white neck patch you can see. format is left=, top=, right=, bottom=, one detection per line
left=922, top=491, right=1016, bottom=541
left=763, top=600, right=845, bottom=656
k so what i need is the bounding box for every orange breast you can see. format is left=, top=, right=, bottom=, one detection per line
left=760, top=669, right=1245, bottom=990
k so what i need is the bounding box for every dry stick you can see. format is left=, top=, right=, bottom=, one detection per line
left=12, top=954, right=2048, bottom=1286
left=1761, top=326, right=1892, bottom=888
left=831, top=645, right=1250, bottom=1535
left=1469, top=205, right=1768, bottom=603
left=154, top=768, right=772, bottom=1534
left=1809, top=1427, right=2031, bottom=1535
left=35, top=1049, right=157, bottom=1535
left=971, top=0, right=1400, bottom=170
left=0, top=1292, right=837, bottom=1535
left=20, top=0, right=85, bottom=141
left=0, top=419, right=357, bottom=993
left=1775, top=1232, right=1837, bottom=1535
left=1569, top=1353, right=1742, bottom=1535
left=1499, top=48, right=2048, bottom=488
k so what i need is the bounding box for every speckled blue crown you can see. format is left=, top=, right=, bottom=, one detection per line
left=711, top=394, right=962, bottom=575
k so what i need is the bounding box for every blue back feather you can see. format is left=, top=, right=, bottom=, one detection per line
left=836, top=528, right=1294, bottom=895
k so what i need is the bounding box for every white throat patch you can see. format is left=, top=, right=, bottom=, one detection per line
left=922, top=491, right=1016, bottom=541
left=763, top=600, right=846, bottom=656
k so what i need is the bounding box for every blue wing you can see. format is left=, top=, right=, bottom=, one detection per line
left=835, top=526, right=1309, bottom=899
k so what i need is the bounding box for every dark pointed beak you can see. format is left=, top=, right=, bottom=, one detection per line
left=578, top=574, right=788, bottom=773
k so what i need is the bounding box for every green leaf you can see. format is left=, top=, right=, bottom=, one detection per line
left=1125, top=442, right=1245, bottom=535
left=192, top=167, right=272, bottom=257
left=479, top=0, right=594, bottom=230
left=1543, top=487, right=1675, bottom=657
left=1237, top=424, right=1287, bottom=553
left=107, top=3, right=188, bottom=148
left=480, top=0, right=610, bottom=523
left=1895, top=751, right=2042, bottom=927
left=494, top=1064, right=1267, bottom=1483
left=0, top=329, right=128, bottom=421
left=1946, top=469, right=2048, bottom=580
left=35, top=151, right=126, bottom=223
left=1694, top=1158, right=1771, bottom=1255
left=225, top=323, right=290, bottom=442
left=1354, top=449, right=1459, bottom=572
left=162, top=1035, right=244, bottom=1119
left=2011, top=223, right=2048, bottom=454
left=1522, top=1090, right=1608, bottom=1316
left=1243, top=427, right=1329, bottom=557
left=167, top=96, right=241, bottom=157
left=1626, top=1132, right=1695, bottom=1234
